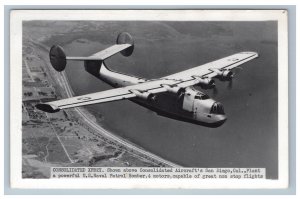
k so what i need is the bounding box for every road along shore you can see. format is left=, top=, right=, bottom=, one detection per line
left=33, top=40, right=181, bottom=168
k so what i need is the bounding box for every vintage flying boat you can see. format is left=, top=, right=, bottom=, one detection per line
left=36, top=32, right=259, bottom=127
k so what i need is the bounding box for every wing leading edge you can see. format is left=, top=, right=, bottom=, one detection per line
left=166, top=51, right=259, bottom=88
left=166, top=52, right=259, bottom=80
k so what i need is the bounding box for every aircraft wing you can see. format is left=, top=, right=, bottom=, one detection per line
left=36, top=79, right=179, bottom=113
left=36, top=51, right=258, bottom=113
left=165, top=52, right=258, bottom=87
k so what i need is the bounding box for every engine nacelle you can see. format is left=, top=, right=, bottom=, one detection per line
left=162, top=84, right=185, bottom=95
left=194, top=77, right=215, bottom=89
left=130, top=90, right=156, bottom=101
left=220, top=70, right=233, bottom=79
left=211, top=69, right=233, bottom=80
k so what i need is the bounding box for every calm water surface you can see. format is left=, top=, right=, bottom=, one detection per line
left=63, top=21, right=278, bottom=178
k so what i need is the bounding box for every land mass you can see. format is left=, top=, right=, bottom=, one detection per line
left=22, top=22, right=179, bottom=179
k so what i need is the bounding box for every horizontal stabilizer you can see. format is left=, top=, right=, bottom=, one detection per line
left=49, top=32, right=134, bottom=72
left=66, top=44, right=132, bottom=61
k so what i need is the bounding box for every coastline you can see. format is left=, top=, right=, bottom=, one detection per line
left=22, top=39, right=180, bottom=178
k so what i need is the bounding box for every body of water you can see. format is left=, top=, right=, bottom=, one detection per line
left=61, top=21, right=278, bottom=178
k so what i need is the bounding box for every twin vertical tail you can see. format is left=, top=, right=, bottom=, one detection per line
left=49, top=32, right=134, bottom=72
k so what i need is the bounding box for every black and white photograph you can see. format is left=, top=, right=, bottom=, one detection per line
left=9, top=10, right=289, bottom=189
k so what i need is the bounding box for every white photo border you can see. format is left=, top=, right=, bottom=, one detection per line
left=9, top=9, right=289, bottom=190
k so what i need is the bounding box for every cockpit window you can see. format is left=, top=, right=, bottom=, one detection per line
left=201, top=94, right=209, bottom=100
left=195, top=93, right=210, bottom=100
left=210, top=102, right=225, bottom=115
left=195, top=95, right=201, bottom=100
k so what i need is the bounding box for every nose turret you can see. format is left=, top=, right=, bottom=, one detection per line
left=193, top=98, right=227, bottom=127
left=210, top=102, right=225, bottom=115
left=209, top=102, right=227, bottom=127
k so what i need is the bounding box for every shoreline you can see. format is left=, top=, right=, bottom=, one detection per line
left=32, top=40, right=180, bottom=168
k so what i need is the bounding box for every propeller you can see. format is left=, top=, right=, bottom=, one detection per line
left=226, top=71, right=235, bottom=90
left=211, top=67, right=243, bottom=93
left=227, top=78, right=233, bottom=90
left=225, top=67, right=243, bottom=90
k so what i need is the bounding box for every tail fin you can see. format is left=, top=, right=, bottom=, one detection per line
left=49, top=32, right=134, bottom=72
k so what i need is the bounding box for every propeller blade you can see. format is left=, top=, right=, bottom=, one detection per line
left=227, top=79, right=233, bottom=90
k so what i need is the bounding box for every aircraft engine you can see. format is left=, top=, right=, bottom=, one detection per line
left=194, top=77, right=215, bottom=89
left=131, top=90, right=157, bottom=101
left=213, top=69, right=234, bottom=80
left=162, top=84, right=185, bottom=95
